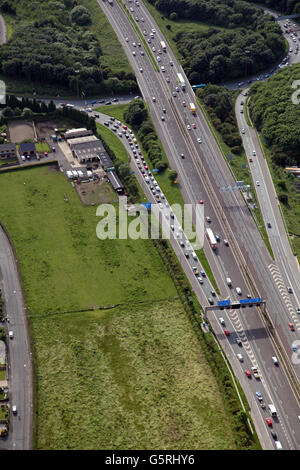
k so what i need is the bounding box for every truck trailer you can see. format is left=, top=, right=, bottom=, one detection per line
left=177, top=73, right=186, bottom=90
left=189, top=102, right=196, bottom=114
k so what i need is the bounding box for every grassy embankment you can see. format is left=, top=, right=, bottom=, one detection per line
left=0, top=165, right=243, bottom=449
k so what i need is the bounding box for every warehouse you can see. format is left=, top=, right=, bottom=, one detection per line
left=65, top=128, right=93, bottom=140
left=107, top=171, right=124, bottom=194
left=98, top=152, right=115, bottom=171
left=70, top=138, right=104, bottom=164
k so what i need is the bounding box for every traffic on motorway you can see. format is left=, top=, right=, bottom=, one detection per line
left=99, top=0, right=300, bottom=450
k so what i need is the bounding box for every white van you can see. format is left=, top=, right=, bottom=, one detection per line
left=226, top=277, right=232, bottom=286
left=9, top=331, right=14, bottom=339
left=191, top=252, right=197, bottom=260
left=272, top=356, right=279, bottom=365
left=236, top=287, right=242, bottom=295
left=268, top=404, right=277, bottom=416
left=275, top=440, right=283, bottom=450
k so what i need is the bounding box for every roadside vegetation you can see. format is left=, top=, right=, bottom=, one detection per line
left=0, top=165, right=258, bottom=449
left=249, top=0, right=300, bottom=15
left=248, top=64, right=300, bottom=259
left=145, top=0, right=285, bottom=84
left=0, top=0, right=137, bottom=97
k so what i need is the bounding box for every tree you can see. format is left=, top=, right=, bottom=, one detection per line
left=22, top=108, right=33, bottom=118
left=2, top=107, right=14, bottom=117
left=70, top=6, right=91, bottom=26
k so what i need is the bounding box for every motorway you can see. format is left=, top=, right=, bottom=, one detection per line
left=99, top=0, right=300, bottom=449
left=0, top=227, right=32, bottom=450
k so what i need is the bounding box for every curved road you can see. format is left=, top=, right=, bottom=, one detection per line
left=0, top=226, right=32, bottom=450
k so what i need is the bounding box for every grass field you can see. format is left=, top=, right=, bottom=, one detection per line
left=0, top=165, right=241, bottom=449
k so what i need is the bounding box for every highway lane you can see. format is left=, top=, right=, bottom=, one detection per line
left=0, top=227, right=32, bottom=450
left=130, top=0, right=300, bottom=372
left=95, top=105, right=300, bottom=449
left=99, top=0, right=300, bottom=449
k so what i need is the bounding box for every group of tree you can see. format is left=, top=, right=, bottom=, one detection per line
left=248, top=63, right=300, bottom=167
left=0, top=0, right=137, bottom=95
left=0, top=95, right=57, bottom=122
left=148, top=0, right=285, bottom=84
left=197, top=85, right=242, bottom=154
left=123, top=99, right=168, bottom=171
left=248, top=0, right=300, bottom=15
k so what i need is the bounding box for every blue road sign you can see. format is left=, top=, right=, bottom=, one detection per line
left=142, top=202, right=152, bottom=210
left=218, top=299, right=231, bottom=307
left=152, top=169, right=159, bottom=173
left=240, top=297, right=262, bottom=304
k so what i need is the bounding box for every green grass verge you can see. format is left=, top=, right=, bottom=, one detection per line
left=258, top=136, right=300, bottom=260
left=196, top=249, right=220, bottom=295
left=35, top=142, right=51, bottom=153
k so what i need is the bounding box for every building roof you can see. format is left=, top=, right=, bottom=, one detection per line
left=67, top=135, right=98, bottom=146
left=98, top=152, right=114, bottom=170
left=107, top=171, right=124, bottom=192
left=71, top=139, right=105, bottom=161
left=19, top=142, right=36, bottom=152
left=0, top=143, right=16, bottom=151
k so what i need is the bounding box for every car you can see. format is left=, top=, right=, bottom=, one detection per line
left=245, top=370, right=251, bottom=378
left=272, top=356, right=279, bottom=365
left=21, top=155, right=26, bottom=161
left=198, top=277, right=203, bottom=284
left=256, top=391, right=263, bottom=401
left=199, top=200, right=204, bottom=205
left=240, top=109, right=243, bottom=113
left=197, top=137, right=202, bottom=143
left=235, top=337, right=242, bottom=346
left=182, top=101, right=186, bottom=107
left=170, top=224, right=174, bottom=231
left=256, top=181, right=260, bottom=186
left=140, top=50, right=144, bottom=55
left=12, top=405, right=17, bottom=414
left=267, top=222, right=271, bottom=228
left=180, top=153, right=184, bottom=159
left=141, top=17, right=144, bottom=21
left=219, top=317, right=225, bottom=325
left=192, top=267, right=199, bottom=275
left=187, top=124, right=191, bottom=130
left=185, top=252, right=189, bottom=258
left=135, top=17, right=139, bottom=21
left=206, top=216, right=211, bottom=223
left=170, top=211, right=175, bottom=219
left=224, top=239, right=229, bottom=246
left=166, top=77, right=170, bottom=83
left=200, top=269, right=206, bottom=277
left=132, top=42, right=136, bottom=47
left=208, top=297, right=214, bottom=305
left=152, top=97, right=156, bottom=102
left=161, top=116, right=165, bottom=121
left=211, top=290, right=216, bottom=297
left=152, top=46, right=156, bottom=52
left=173, top=92, right=177, bottom=97
left=161, top=66, right=165, bottom=72
left=125, top=37, right=129, bottom=42
left=152, top=29, right=156, bottom=34
left=292, top=344, right=298, bottom=352
left=287, top=286, right=293, bottom=293
left=140, top=67, right=143, bottom=72
left=157, top=56, right=161, bottom=62
left=170, top=61, right=173, bottom=66
left=289, top=323, right=295, bottom=331
left=224, top=330, right=230, bottom=337
left=249, top=158, right=253, bottom=163
left=266, top=418, right=272, bottom=427
left=237, top=353, right=244, bottom=362
left=271, top=431, right=277, bottom=440
left=175, top=86, right=180, bottom=92
left=9, top=330, right=14, bottom=339
left=241, top=128, right=245, bottom=134
left=143, top=30, right=147, bottom=36
left=296, top=308, right=300, bottom=314
left=192, top=123, right=196, bottom=129
left=252, top=150, right=256, bottom=156
left=162, top=107, right=166, bottom=113
left=132, top=51, right=136, bottom=56
left=215, top=235, right=220, bottom=242
left=251, top=367, right=259, bottom=379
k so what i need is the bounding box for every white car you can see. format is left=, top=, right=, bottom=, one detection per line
left=152, top=46, right=156, bottom=52
left=219, top=317, right=225, bottom=325
left=237, top=354, right=243, bottom=362
left=161, top=66, right=165, bottom=72
left=141, top=17, right=144, bottom=22
left=9, top=331, right=14, bottom=339
left=241, top=128, right=245, bottom=134
left=166, top=77, right=170, bottom=83
left=152, top=96, right=156, bottom=102
left=132, top=51, right=136, bottom=56
left=152, top=29, right=156, bottom=33
left=187, top=124, right=191, bottom=130
left=132, top=42, right=136, bottom=47
left=197, top=137, right=202, bottom=143
left=206, top=216, right=211, bottom=223
left=157, top=56, right=161, bottom=62
left=256, top=181, right=260, bottom=186
left=252, top=150, right=256, bottom=156
left=125, top=37, right=129, bottom=42
left=140, top=68, right=143, bottom=72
